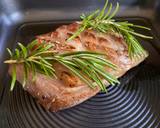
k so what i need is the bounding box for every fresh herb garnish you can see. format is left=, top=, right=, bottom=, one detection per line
left=67, top=0, right=152, bottom=58
left=4, top=40, right=119, bottom=92
left=5, top=40, right=57, bottom=90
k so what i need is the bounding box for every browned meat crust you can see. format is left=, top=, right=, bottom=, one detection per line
left=9, top=22, right=148, bottom=111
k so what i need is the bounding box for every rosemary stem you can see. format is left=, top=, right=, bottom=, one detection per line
left=4, top=59, right=25, bottom=64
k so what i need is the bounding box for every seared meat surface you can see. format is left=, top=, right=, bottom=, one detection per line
left=9, top=22, right=148, bottom=111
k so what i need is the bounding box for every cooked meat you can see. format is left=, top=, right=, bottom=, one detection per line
left=9, top=22, right=148, bottom=112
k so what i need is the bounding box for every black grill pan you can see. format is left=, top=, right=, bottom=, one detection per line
left=0, top=17, right=160, bottom=128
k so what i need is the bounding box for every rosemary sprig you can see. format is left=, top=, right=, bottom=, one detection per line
left=67, top=0, right=152, bottom=58
left=4, top=40, right=119, bottom=92
left=5, top=40, right=57, bottom=90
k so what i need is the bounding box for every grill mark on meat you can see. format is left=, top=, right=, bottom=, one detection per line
left=82, top=31, right=97, bottom=50
left=51, top=31, right=58, bottom=38
left=98, top=37, right=108, bottom=44
left=66, top=33, right=73, bottom=39
left=67, top=22, right=79, bottom=32
left=85, top=41, right=97, bottom=50
left=60, top=71, right=78, bottom=87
